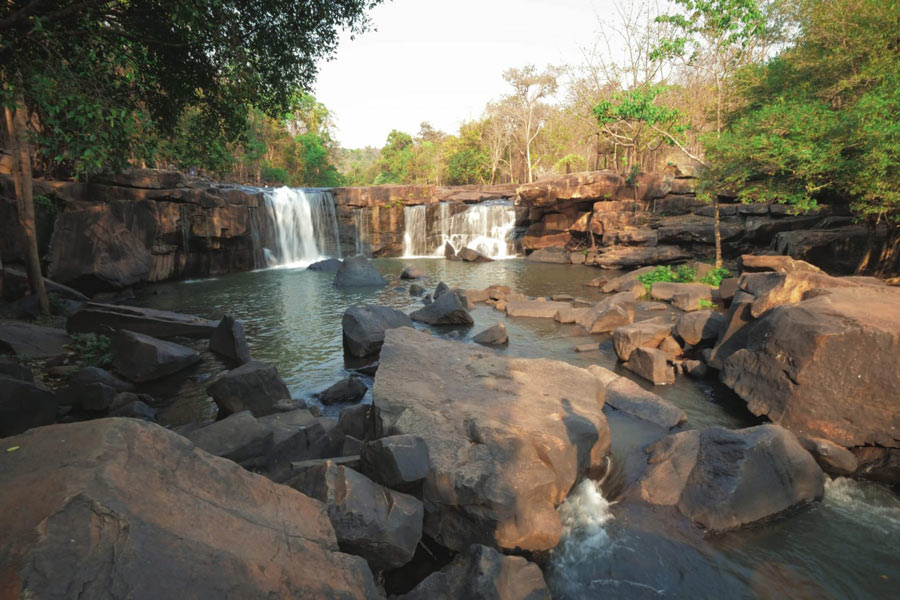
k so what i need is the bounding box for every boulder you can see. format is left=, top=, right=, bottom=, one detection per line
left=718, top=277, right=740, bottom=303
left=457, top=247, right=494, bottom=263
left=410, top=289, right=474, bottom=326
left=675, top=310, right=726, bottom=346
left=108, top=392, right=157, bottom=421
left=397, top=544, right=550, bottom=600
left=658, top=335, right=683, bottom=359
left=472, top=323, right=509, bottom=346
left=337, top=403, right=384, bottom=442
left=0, top=419, right=379, bottom=598
left=516, top=170, right=622, bottom=207
left=444, top=243, right=460, bottom=260
left=206, top=360, right=291, bottom=417
left=342, top=305, right=414, bottom=358
left=649, top=282, right=713, bottom=302
left=589, top=366, right=685, bottom=428
left=629, top=425, right=824, bottom=531
left=601, top=266, right=657, bottom=293
left=208, top=314, right=251, bottom=364
left=333, top=255, right=388, bottom=288
left=738, top=254, right=824, bottom=274
left=0, top=376, right=57, bottom=438
left=554, top=306, right=590, bottom=324
left=401, top=265, right=427, bottom=279
left=613, top=318, right=672, bottom=361
left=319, top=375, right=368, bottom=405
left=290, top=460, right=424, bottom=571
left=67, top=302, right=218, bottom=338
left=589, top=245, right=691, bottom=269
left=2, top=266, right=90, bottom=303
left=111, top=330, right=201, bottom=382
left=526, top=247, right=571, bottom=264
left=185, top=411, right=273, bottom=463
left=576, top=293, right=636, bottom=334
left=307, top=258, right=343, bottom=272
left=0, top=320, right=69, bottom=358
left=624, top=346, right=675, bottom=385
left=0, top=358, right=33, bottom=382
left=69, top=366, right=133, bottom=391
left=797, top=435, right=859, bottom=476
left=361, top=434, right=431, bottom=490
left=433, top=281, right=450, bottom=299
left=409, top=283, right=426, bottom=296
left=462, top=288, right=490, bottom=304
left=682, top=359, right=708, bottom=379
left=374, top=328, right=610, bottom=552
left=57, top=381, right=118, bottom=412
left=506, top=299, right=570, bottom=319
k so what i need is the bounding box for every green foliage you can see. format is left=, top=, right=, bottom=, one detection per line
left=33, top=194, right=57, bottom=220
left=697, top=298, right=715, bottom=309
left=46, top=292, right=67, bottom=316
left=594, top=86, right=687, bottom=132
left=553, top=154, right=587, bottom=174
left=699, top=267, right=731, bottom=287
left=636, top=263, right=730, bottom=293
left=67, top=334, right=112, bottom=369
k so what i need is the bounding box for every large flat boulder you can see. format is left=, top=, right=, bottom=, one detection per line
left=628, top=425, right=824, bottom=531
left=612, top=317, right=672, bottom=361
left=342, top=305, right=414, bottom=358
left=588, top=245, right=691, bottom=270
left=373, top=327, right=610, bottom=552
left=588, top=366, right=685, bottom=429
left=0, top=320, right=69, bottom=358
left=111, top=330, right=201, bottom=382
left=333, top=255, right=387, bottom=288
left=67, top=302, right=218, bottom=338
left=206, top=360, right=291, bottom=417
left=526, top=247, right=571, bottom=263
left=516, top=170, right=622, bottom=207
left=506, top=299, right=570, bottom=319
left=0, top=419, right=379, bottom=598
left=675, top=310, right=726, bottom=346
left=649, top=281, right=713, bottom=302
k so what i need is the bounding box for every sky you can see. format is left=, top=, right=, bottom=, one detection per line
left=313, top=0, right=617, bottom=149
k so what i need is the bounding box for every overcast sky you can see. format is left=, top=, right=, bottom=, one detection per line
left=313, top=0, right=617, bottom=148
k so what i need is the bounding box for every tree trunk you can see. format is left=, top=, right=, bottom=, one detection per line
left=3, top=80, right=49, bottom=315
left=855, top=218, right=878, bottom=274
left=713, top=198, right=723, bottom=268
left=874, top=223, right=900, bottom=278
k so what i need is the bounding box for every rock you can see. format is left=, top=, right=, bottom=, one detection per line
left=444, top=242, right=460, bottom=260
left=108, top=392, right=157, bottom=421
left=569, top=251, right=586, bottom=264
left=401, top=265, right=427, bottom=279
left=206, top=360, right=291, bottom=417
left=682, top=360, right=708, bottom=379
left=576, top=292, right=636, bottom=334
left=290, top=460, right=423, bottom=571
left=526, top=247, right=571, bottom=264
left=630, top=425, right=824, bottom=531
left=361, top=434, right=431, bottom=490
left=720, top=285, right=900, bottom=451
left=67, top=302, right=217, bottom=338
left=588, top=366, right=685, bottom=428
left=852, top=447, right=900, bottom=485
left=738, top=254, right=824, bottom=274
left=658, top=335, right=683, bottom=359
left=69, top=366, right=133, bottom=391
left=409, top=283, right=426, bottom=296
left=506, top=299, right=570, bottom=319
left=472, top=323, right=509, bottom=346
left=600, top=266, right=657, bottom=293
left=410, top=290, right=474, bottom=326
left=337, top=403, right=384, bottom=441
left=0, top=358, right=33, bottom=382
left=457, top=247, right=494, bottom=263
left=574, top=343, right=598, bottom=353
left=624, top=346, right=675, bottom=385
left=675, top=310, right=726, bottom=346
left=717, top=278, right=740, bottom=304
left=255, top=410, right=337, bottom=481
left=613, top=318, right=672, bottom=361
left=433, top=281, right=450, bottom=299
left=555, top=306, right=590, bottom=324
left=650, top=281, right=713, bottom=302
left=589, top=245, right=691, bottom=269
left=333, top=255, right=388, bottom=288
left=186, top=411, right=273, bottom=463
left=111, top=330, right=201, bottom=382
left=342, top=435, right=364, bottom=456
left=2, top=266, right=90, bottom=303
left=57, top=381, right=118, bottom=412
left=462, top=288, right=490, bottom=304
left=342, top=305, right=414, bottom=358
left=374, top=328, right=610, bottom=552
left=797, top=435, right=859, bottom=476
left=517, top=170, right=622, bottom=207
left=0, top=376, right=57, bottom=438
left=208, top=314, right=251, bottom=365
left=397, top=543, right=550, bottom=600
left=319, top=375, right=368, bottom=405
left=307, top=258, right=343, bottom=272
left=0, top=419, right=379, bottom=598
left=0, top=320, right=69, bottom=358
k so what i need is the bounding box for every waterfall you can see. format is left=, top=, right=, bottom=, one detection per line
left=262, top=187, right=342, bottom=267
left=437, top=201, right=517, bottom=259
left=354, top=207, right=372, bottom=257
left=402, top=205, right=429, bottom=257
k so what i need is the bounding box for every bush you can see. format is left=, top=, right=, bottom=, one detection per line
left=67, top=333, right=113, bottom=368
left=636, top=263, right=731, bottom=293
left=697, top=298, right=714, bottom=310
left=699, top=267, right=731, bottom=288
left=636, top=266, right=679, bottom=293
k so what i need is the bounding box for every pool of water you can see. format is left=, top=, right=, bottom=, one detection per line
left=134, top=257, right=900, bottom=600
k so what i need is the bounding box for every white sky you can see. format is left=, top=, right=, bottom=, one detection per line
left=313, top=0, right=617, bottom=148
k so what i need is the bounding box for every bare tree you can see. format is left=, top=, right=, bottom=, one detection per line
left=501, top=65, right=559, bottom=184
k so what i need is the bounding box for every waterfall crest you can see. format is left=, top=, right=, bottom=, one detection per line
left=402, top=201, right=517, bottom=259
left=262, top=187, right=341, bottom=268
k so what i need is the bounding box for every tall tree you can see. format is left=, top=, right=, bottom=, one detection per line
left=502, top=65, right=559, bottom=184
left=1, top=0, right=380, bottom=312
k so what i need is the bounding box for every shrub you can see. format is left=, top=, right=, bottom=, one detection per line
left=636, top=266, right=679, bottom=293
left=67, top=333, right=113, bottom=368
left=697, top=298, right=714, bottom=310
left=699, top=267, right=731, bottom=288
left=636, top=263, right=731, bottom=294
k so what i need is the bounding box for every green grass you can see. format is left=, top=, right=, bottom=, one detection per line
left=636, top=264, right=731, bottom=294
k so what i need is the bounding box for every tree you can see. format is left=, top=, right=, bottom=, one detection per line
left=375, top=130, right=414, bottom=184
left=502, top=65, right=559, bottom=183
left=1, top=0, right=380, bottom=312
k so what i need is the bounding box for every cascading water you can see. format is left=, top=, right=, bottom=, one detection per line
left=402, top=205, right=429, bottom=257
left=401, top=201, right=517, bottom=259
left=262, top=187, right=341, bottom=268
left=354, top=207, right=372, bottom=257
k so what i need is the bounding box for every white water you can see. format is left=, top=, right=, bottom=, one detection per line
left=354, top=207, right=372, bottom=257
left=402, top=201, right=517, bottom=259
left=263, top=187, right=341, bottom=268
left=552, top=479, right=616, bottom=571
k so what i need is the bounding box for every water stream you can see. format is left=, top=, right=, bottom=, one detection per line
left=262, top=187, right=341, bottom=267
left=402, top=201, right=517, bottom=258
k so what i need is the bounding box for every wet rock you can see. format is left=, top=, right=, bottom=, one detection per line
left=342, top=305, right=414, bottom=358
left=307, top=258, right=343, bottom=272
left=361, top=434, right=431, bottom=490
left=319, top=375, right=368, bottom=405
left=401, top=265, right=427, bottom=279
left=374, top=328, right=610, bottom=552
left=67, top=302, right=217, bottom=338
left=575, top=343, right=599, bottom=353
left=630, top=425, right=824, bottom=531
left=555, top=305, right=590, bottom=324
left=0, top=319, right=69, bottom=358
left=526, top=247, right=571, bottom=264
left=108, top=392, right=157, bottom=421
left=410, top=290, right=474, bottom=326
left=457, top=247, right=494, bottom=263
left=613, top=318, right=672, bottom=361
left=675, top=310, right=726, bottom=346
left=797, top=435, right=858, bottom=476
left=397, top=543, right=550, bottom=600
left=333, top=255, right=388, bottom=288
left=506, top=299, right=570, bottom=319
left=186, top=410, right=273, bottom=463
left=624, top=347, right=675, bottom=385
left=462, top=288, right=490, bottom=304
left=0, top=419, right=379, bottom=598
left=472, top=323, right=509, bottom=346
left=337, top=403, right=384, bottom=442
left=290, top=460, right=424, bottom=571
left=681, top=360, right=708, bottom=379
left=206, top=360, right=291, bottom=417
left=0, top=358, right=34, bottom=382
left=209, top=314, right=251, bottom=365
left=433, top=281, right=450, bottom=299
left=111, top=330, right=201, bottom=383
left=409, top=283, right=426, bottom=296
left=0, top=376, right=57, bottom=438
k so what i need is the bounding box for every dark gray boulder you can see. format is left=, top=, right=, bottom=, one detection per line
left=112, top=330, right=201, bottom=382
left=319, top=375, right=367, bottom=405
left=400, top=265, right=427, bottom=279
left=526, top=247, right=570, bottom=264
left=206, top=360, right=291, bottom=417
left=337, top=403, right=383, bottom=442
left=361, top=434, right=431, bottom=490
left=0, top=358, right=33, bottom=382
left=675, top=310, right=726, bottom=346
left=342, top=305, right=414, bottom=358
left=209, top=314, right=251, bottom=365
left=472, top=323, right=509, bottom=346
left=58, top=381, right=118, bottom=412
left=409, top=283, right=426, bottom=296
left=409, top=290, right=474, bottom=326
left=67, top=302, right=217, bottom=338
left=624, top=346, right=675, bottom=385
left=186, top=411, right=274, bottom=463
left=433, top=281, right=450, bottom=299
left=290, top=460, right=424, bottom=571
left=629, top=424, right=825, bottom=531
left=0, top=375, right=57, bottom=438
left=307, top=258, right=343, bottom=272
left=69, top=367, right=133, bottom=392
left=108, top=392, right=158, bottom=421
left=333, top=255, right=387, bottom=288
left=0, top=319, right=69, bottom=358
left=457, top=247, right=493, bottom=263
